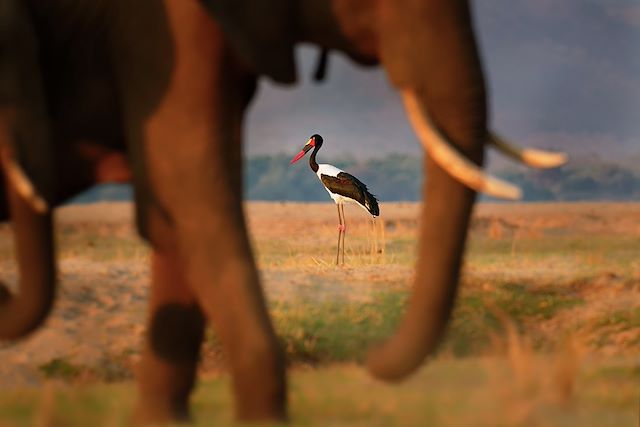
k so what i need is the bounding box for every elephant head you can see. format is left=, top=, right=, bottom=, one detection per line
left=206, top=0, right=566, bottom=381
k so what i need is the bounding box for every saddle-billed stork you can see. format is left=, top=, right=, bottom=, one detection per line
left=290, top=134, right=380, bottom=265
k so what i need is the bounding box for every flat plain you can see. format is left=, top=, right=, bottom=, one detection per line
left=0, top=201, right=638, bottom=426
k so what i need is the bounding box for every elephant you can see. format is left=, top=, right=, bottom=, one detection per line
left=0, top=0, right=566, bottom=423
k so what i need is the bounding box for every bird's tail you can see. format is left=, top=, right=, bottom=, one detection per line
left=364, top=192, right=380, bottom=216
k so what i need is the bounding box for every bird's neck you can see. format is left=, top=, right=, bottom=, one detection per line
left=309, top=145, right=320, bottom=172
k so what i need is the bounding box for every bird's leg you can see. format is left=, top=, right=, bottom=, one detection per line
left=341, top=204, right=346, bottom=265
left=379, top=217, right=386, bottom=255
left=336, top=204, right=342, bottom=266
left=375, top=217, right=381, bottom=256
left=370, top=217, right=376, bottom=258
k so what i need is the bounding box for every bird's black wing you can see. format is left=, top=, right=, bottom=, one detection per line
left=320, top=172, right=380, bottom=216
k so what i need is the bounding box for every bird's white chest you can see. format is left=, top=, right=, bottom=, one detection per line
left=316, top=164, right=343, bottom=178
left=316, top=164, right=350, bottom=204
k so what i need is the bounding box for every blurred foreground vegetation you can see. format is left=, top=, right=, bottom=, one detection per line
left=1, top=358, right=636, bottom=427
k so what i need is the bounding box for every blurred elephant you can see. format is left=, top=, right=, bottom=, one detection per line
left=0, top=0, right=565, bottom=423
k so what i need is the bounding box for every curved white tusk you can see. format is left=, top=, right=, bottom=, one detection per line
left=489, top=133, right=568, bottom=169
left=401, top=91, right=522, bottom=201
left=0, top=149, right=48, bottom=214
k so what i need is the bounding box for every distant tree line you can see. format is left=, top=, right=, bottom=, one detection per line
left=498, top=162, right=640, bottom=201
left=244, top=153, right=422, bottom=202
left=70, top=153, right=640, bottom=204
left=245, top=153, right=640, bottom=202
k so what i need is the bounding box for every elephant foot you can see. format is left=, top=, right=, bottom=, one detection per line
left=233, top=370, right=288, bottom=422
left=235, top=393, right=288, bottom=423
left=231, top=341, right=287, bottom=422
left=132, top=397, right=191, bottom=425
left=132, top=357, right=197, bottom=426
left=134, top=299, right=204, bottom=425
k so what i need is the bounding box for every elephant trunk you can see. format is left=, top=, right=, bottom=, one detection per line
left=367, top=153, right=478, bottom=380
left=367, top=0, right=486, bottom=380
left=0, top=153, right=55, bottom=340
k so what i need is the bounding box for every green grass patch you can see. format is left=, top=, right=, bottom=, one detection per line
left=443, top=282, right=583, bottom=355
left=207, top=280, right=585, bottom=363
left=590, top=307, right=640, bottom=349
left=202, top=290, right=407, bottom=365
left=38, top=358, right=84, bottom=381
left=494, top=283, right=583, bottom=320
left=271, top=291, right=406, bottom=364
left=38, top=353, right=133, bottom=383
left=594, top=307, right=640, bottom=330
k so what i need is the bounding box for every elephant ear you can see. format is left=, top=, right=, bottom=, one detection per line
left=201, top=0, right=297, bottom=84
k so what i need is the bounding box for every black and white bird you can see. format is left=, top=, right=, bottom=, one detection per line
left=290, top=134, right=380, bottom=265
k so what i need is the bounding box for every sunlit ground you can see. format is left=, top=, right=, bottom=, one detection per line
left=0, top=202, right=638, bottom=426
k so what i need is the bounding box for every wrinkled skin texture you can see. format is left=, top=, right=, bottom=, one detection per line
left=0, top=0, right=487, bottom=422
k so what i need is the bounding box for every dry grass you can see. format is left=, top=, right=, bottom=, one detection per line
left=0, top=201, right=638, bottom=426
left=0, top=355, right=636, bottom=427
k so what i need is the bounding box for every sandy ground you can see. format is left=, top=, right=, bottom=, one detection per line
left=51, top=201, right=640, bottom=236
left=0, top=201, right=638, bottom=387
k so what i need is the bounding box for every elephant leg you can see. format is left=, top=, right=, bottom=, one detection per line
left=111, top=0, right=285, bottom=421
left=133, top=242, right=204, bottom=424
left=181, top=95, right=286, bottom=422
